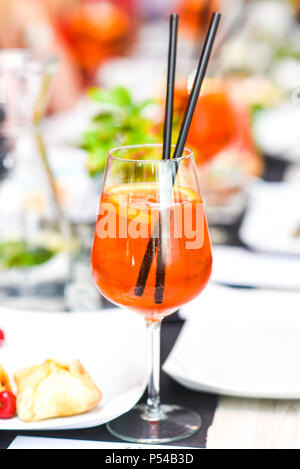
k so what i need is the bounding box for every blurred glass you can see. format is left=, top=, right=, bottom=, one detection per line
left=185, top=77, right=263, bottom=230
left=56, top=0, right=139, bottom=84
left=178, top=0, right=221, bottom=42
left=0, top=49, right=73, bottom=309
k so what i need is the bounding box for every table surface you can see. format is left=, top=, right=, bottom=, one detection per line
left=0, top=155, right=293, bottom=449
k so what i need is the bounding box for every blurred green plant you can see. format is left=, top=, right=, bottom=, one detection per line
left=0, top=241, right=55, bottom=269
left=81, top=86, right=161, bottom=176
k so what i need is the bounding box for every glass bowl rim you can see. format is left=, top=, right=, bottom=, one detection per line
left=107, top=144, right=194, bottom=164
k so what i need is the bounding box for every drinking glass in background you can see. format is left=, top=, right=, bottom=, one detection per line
left=91, top=144, right=212, bottom=443
left=0, top=49, right=73, bottom=310
left=183, top=77, right=264, bottom=239
left=56, top=0, right=139, bottom=85
left=178, top=0, right=221, bottom=42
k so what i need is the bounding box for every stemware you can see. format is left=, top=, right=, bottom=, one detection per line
left=91, top=144, right=212, bottom=443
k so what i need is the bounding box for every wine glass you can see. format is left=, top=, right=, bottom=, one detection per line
left=91, top=144, right=212, bottom=444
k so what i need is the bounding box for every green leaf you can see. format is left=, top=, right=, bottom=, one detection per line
left=92, top=112, right=116, bottom=123
left=86, top=149, right=108, bottom=175
left=112, top=87, right=132, bottom=107
left=0, top=241, right=55, bottom=269
left=87, top=86, right=133, bottom=108
left=82, top=86, right=162, bottom=176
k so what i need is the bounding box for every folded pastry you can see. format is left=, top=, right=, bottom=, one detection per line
left=14, top=359, right=102, bottom=422
left=0, top=365, right=11, bottom=392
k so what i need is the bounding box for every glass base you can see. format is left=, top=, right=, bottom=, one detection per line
left=106, top=404, right=201, bottom=444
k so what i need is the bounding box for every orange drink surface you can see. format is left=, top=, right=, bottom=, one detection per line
left=91, top=182, right=212, bottom=321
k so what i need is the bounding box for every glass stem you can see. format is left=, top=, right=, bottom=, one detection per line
left=143, top=319, right=166, bottom=421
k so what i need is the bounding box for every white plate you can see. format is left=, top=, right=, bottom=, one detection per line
left=253, top=103, right=300, bottom=162
left=239, top=182, right=300, bottom=255
left=0, top=307, right=147, bottom=430
left=164, top=286, right=300, bottom=399
left=211, top=245, right=300, bottom=290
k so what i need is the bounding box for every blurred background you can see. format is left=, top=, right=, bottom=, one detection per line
left=0, top=0, right=300, bottom=312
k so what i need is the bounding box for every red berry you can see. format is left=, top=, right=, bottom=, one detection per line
left=0, top=329, right=4, bottom=345
left=0, top=390, right=16, bottom=419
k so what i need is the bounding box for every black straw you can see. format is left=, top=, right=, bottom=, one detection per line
left=135, top=13, right=179, bottom=301
left=155, top=13, right=221, bottom=304
left=163, top=13, right=178, bottom=160
left=173, top=12, right=221, bottom=159
left=155, top=13, right=178, bottom=304
left=135, top=12, right=221, bottom=302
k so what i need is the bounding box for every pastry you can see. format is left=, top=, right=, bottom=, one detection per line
left=14, top=359, right=102, bottom=422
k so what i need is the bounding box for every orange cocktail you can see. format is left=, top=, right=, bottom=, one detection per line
left=58, top=0, right=136, bottom=83
left=91, top=182, right=212, bottom=321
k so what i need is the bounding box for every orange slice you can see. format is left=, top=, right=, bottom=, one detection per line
left=103, top=183, right=200, bottom=225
